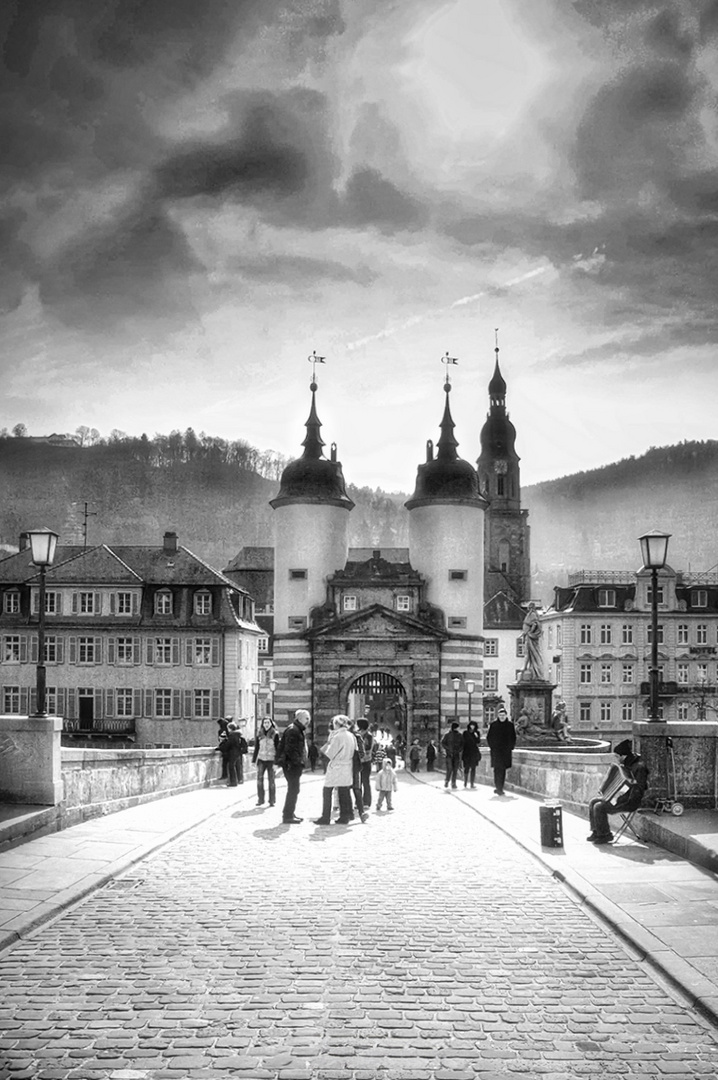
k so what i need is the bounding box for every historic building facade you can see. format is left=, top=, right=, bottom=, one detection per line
left=541, top=565, right=718, bottom=742
left=0, top=531, right=261, bottom=747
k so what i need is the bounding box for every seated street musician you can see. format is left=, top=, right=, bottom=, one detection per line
left=587, top=739, right=649, bottom=845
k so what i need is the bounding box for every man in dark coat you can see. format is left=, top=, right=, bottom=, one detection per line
left=587, top=739, right=649, bottom=845
left=441, top=721, right=463, bottom=789
left=225, top=722, right=248, bottom=787
left=486, top=707, right=516, bottom=796
left=281, top=709, right=309, bottom=824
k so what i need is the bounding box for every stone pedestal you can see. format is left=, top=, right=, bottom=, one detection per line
left=508, top=678, right=556, bottom=729
left=0, top=714, right=63, bottom=805
left=633, top=720, right=718, bottom=809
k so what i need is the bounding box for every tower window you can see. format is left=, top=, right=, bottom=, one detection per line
left=288, top=616, right=307, bottom=630
left=289, top=569, right=307, bottom=580
left=448, top=616, right=467, bottom=629
left=343, top=595, right=357, bottom=611
left=497, top=476, right=505, bottom=496
left=396, top=596, right=411, bottom=612
left=449, top=570, right=467, bottom=581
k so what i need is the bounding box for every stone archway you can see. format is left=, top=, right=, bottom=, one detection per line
left=346, top=671, right=408, bottom=749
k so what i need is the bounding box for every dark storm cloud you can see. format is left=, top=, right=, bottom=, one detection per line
left=227, top=253, right=376, bottom=288
left=341, top=168, right=428, bottom=233
left=38, top=201, right=201, bottom=332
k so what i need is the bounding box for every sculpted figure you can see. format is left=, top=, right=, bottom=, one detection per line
left=520, top=603, right=544, bottom=681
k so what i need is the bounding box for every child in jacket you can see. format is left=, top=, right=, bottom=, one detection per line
left=375, top=758, right=398, bottom=811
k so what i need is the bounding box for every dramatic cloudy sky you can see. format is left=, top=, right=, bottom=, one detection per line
left=2, top=0, right=718, bottom=491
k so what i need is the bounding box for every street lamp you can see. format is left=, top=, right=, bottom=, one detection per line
left=639, top=530, right=671, bottom=722
left=251, top=681, right=261, bottom=740
left=28, top=528, right=59, bottom=717
left=452, top=677, right=461, bottom=721
left=269, top=679, right=277, bottom=722
left=465, top=680, right=475, bottom=726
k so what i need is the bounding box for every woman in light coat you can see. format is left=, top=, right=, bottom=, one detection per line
left=313, top=715, right=356, bottom=825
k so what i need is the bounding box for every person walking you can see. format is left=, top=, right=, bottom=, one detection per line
left=280, top=709, right=309, bottom=824
left=313, top=715, right=356, bottom=825
left=225, top=722, right=248, bottom=787
left=426, top=739, right=437, bottom=772
left=486, top=706, right=516, bottom=796
left=375, top=758, right=398, bottom=811
left=252, top=716, right=279, bottom=807
left=461, top=721, right=482, bottom=788
left=442, top=721, right=463, bottom=789
left=215, top=717, right=231, bottom=780
left=356, top=718, right=374, bottom=807
left=408, top=739, right=421, bottom=773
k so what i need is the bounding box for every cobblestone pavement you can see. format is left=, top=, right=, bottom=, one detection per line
left=1, top=775, right=718, bottom=1080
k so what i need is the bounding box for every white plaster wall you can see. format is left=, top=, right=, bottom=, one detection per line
left=408, top=503, right=485, bottom=635
left=273, top=503, right=350, bottom=631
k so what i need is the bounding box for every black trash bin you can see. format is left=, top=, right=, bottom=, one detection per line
left=539, top=802, right=563, bottom=848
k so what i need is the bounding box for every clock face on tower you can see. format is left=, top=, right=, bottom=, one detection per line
left=494, top=459, right=508, bottom=474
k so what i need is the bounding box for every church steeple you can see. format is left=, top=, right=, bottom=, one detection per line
left=477, top=334, right=520, bottom=508
left=406, top=374, right=485, bottom=510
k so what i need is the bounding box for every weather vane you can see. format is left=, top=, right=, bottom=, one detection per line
left=307, top=350, right=326, bottom=385
left=441, top=351, right=458, bottom=389
left=495, top=327, right=500, bottom=357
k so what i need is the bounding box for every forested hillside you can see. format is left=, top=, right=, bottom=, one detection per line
left=2, top=433, right=716, bottom=599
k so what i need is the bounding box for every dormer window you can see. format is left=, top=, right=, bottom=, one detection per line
left=194, top=591, right=212, bottom=616
left=4, top=591, right=20, bottom=614
left=155, top=590, right=173, bottom=615
left=343, top=595, right=357, bottom=612
left=692, top=589, right=708, bottom=608
left=396, top=596, right=411, bottom=612
left=598, top=589, right=616, bottom=608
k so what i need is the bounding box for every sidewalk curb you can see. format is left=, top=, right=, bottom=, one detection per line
left=409, top=772, right=718, bottom=1031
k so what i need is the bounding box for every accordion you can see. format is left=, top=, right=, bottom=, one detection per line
left=599, top=764, right=637, bottom=808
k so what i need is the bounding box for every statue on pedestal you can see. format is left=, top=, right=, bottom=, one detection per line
left=520, top=603, right=544, bottom=681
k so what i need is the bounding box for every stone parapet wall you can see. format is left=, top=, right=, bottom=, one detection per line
left=0, top=714, right=63, bottom=805
left=59, top=745, right=231, bottom=828
left=634, top=721, right=718, bottom=809
left=474, top=744, right=613, bottom=816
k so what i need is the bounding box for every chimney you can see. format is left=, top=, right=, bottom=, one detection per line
left=19, top=532, right=30, bottom=551
left=163, top=531, right=178, bottom=555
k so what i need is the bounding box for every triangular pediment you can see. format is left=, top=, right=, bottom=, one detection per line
left=484, top=590, right=525, bottom=630
left=307, top=603, right=447, bottom=641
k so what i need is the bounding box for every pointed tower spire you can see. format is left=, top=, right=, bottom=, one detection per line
left=436, top=378, right=460, bottom=462
left=301, top=382, right=325, bottom=461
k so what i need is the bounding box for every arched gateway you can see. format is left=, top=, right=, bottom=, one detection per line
left=346, top=671, right=407, bottom=745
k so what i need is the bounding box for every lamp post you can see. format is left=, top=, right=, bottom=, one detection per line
left=269, top=679, right=277, bottom=723
left=639, top=530, right=671, bottom=722
left=28, top=528, right=59, bottom=717
left=251, top=681, right=261, bottom=740
left=465, top=680, right=475, bottom=726
left=452, top=677, right=461, bottom=722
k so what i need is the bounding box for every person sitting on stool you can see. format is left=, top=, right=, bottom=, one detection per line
left=587, top=739, right=648, bottom=845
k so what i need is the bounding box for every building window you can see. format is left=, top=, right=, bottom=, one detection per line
left=696, top=624, right=708, bottom=645
left=155, top=638, right=173, bottom=665
left=647, top=624, right=664, bottom=645
left=556, top=625, right=562, bottom=646
left=117, top=637, right=135, bottom=664
left=116, top=592, right=133, bottom=615
left=621, top=701, right=634, bottom=723
left=579, top=663, right=593, bottom=684
left=547, top=625, right=553, bottom=648
left=484, top=705, right=497, bottom=724
left=45, top=591, right=58, bottom=615
left=448, top=616, right=467, bottom=629
left=449, top=570, right=467, bottom=581
left=396, top=596, right=411, bottom=612
left=289, top=569, right=307, bottom=580
left=194, top=592, right=212, bottom=616
left=580, top=624, right=592, bottom=645
left=79, top=592, right=96, bottom=614
left=3, top=686, right=20, bottom=713
left=621, top=663, right=634, bottom=684
left=600, top=663, right=612, bottom=684
left=677, top=623, right=689, bottom=645
left=116, top=689, right=133, bottom=716
left=599, top=624, right=613, bottom=645
left=4, top=591, right=20, bottom=614
left=647, top=585, right=665, bottom=606
left=3, top=635, right=21, bottom=662
left=155, top=689, right=172, bottom=717
left=621, top=624, right=633, bottom=646
left=194, top=639, right=211, bottom=665
left=697, top=662, right=709, bottom=682
left=78, top=637, right=96, bottom=664
left=600, top=701, right=612, bottom=722
left=288, top=616, right=307, bottom=630
left=677, top=701, right=690, bottom=720
left=692, top=589, right=708, bottom=608
left=598, top=589, right=616, bottom=608
left=484, top=670, right=498, bottom=692
left=194, top=689, right=211, bottom=718
left=155, top=591, right=173, bottom=615
left=677, top=663, right=689, bottom=685
left=343, top=595, right=357, bottom=612
left=44, top=636, right=57, bottom=663
left=579, top=702, right=591, bottom=724
left=484, top=638, right=498, bottom=657
left=258, top=635, right=269, bottom=653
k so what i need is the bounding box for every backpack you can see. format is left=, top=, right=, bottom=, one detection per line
left=359, top=730, right=374, bottom=764
left=275, top=729, right=288, bottom=768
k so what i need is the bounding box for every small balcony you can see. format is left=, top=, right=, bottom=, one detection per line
left=63, top=717, right=136, bottom=739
